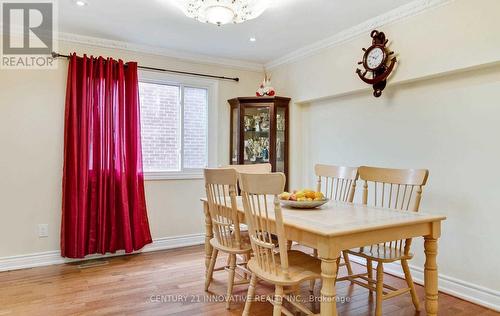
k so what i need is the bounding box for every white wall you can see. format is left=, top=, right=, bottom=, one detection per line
left=301, top=66, right=500, bottom=290
left=1, top=0, right=499, bottom=308
left=268, top=0, right=500, bottom=304
left=0, top=40, right=263, bottom=257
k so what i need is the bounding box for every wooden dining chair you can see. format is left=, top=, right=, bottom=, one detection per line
left=204, top=168, right=253, bottom=309
left=224, top=163, right=282, bottom=248
left=239, top=172, right=322, bottom=316
left=339, top=166, right=429, bottom=315
left=225, top=163, right=272, bottom=174
left=309, top=164, right=358, bottom=291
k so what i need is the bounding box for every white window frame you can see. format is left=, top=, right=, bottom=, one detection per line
left=139, top=70, right=219, bottom=180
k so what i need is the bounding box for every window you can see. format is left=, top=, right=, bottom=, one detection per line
left=139, top=72, right=215, bottom=180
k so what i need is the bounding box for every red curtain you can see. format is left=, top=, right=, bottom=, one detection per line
left=61, top=53, right=152, bottom=258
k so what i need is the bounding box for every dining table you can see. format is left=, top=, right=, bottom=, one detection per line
left=201, top=196, right=446, bottom=316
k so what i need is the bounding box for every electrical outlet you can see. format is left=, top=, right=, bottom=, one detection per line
left=38, top=224, right=48, bottom=238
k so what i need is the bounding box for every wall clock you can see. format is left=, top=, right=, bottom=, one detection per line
left=356, top=30, right=397, bottom=97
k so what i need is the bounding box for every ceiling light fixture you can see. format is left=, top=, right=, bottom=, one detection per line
left=177, top=0, right=270, bottom=26
left=75, top=0, right=87, bottom=6
left=249, top=37, right=256, bottom=42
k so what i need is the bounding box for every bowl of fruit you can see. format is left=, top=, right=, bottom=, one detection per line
left=279, top=189, right=328, bottom=209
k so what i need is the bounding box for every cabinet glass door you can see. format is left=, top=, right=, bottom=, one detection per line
left=276, top=106, right=286, bottom=173
left=242, top=105, right=271, bottom=164
left=231, top=107, right=239, bottom=163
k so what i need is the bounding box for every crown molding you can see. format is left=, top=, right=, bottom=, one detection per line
left=265, top=0, right=455, bottom=70
left=57, top=32, right=264, bottom=72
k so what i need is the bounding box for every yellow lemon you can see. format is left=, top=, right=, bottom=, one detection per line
left=295, top=192, right=305, bottom=199
left=279, top=192, right=291, bottom=200
left=305, top=191, right=316, bottom=199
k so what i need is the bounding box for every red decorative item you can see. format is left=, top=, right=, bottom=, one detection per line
left=256, top=74, right=276, bottom=97
left=61, top=53, right=152, bottom=258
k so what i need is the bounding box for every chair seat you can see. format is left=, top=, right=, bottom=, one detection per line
left=247, top=250, right=321, bottom=286
left=210, top=237, right=252, bottom=254
left=348, top=246, right=413, bottom=263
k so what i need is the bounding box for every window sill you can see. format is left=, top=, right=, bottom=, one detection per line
left=144, top=171, right=204, bottom=181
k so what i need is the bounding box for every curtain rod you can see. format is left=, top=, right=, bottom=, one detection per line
left=51, top=52, right=239, bottom=82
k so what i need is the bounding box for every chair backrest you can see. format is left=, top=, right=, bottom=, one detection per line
left=358, top=166, right=429, bottom=253
left=358, top=166, right=428, bottom=212
left=315, top=164, right=359, bottom=202
left=225, top=163, right=272, bottom=174
left=225, top=163, right=272, bottom=195
left=239, top=172, right=289, bottom=278
left=204, top=168, right=242, bottom=249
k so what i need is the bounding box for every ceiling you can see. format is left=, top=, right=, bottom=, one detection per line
left=59, top=0, right=415, bottom=65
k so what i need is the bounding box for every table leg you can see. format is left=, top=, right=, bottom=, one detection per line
left=424, top=236, right=438, bottom=316
left=319, top=255, right=339, bottom=316
left=203, top=201, right=213, bottom=275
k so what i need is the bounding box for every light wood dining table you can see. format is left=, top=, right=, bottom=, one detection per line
left=201, top=197, right=446, bottom=316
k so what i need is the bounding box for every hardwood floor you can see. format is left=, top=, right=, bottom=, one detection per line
left=0, top=245, right=497, bottom=316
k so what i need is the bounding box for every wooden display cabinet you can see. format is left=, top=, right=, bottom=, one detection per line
left=228, top=96, right=290, bottom=189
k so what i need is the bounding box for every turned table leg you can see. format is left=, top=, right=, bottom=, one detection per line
left=319, top=255, right=339, bottom=316
left=203, top=201, right=213, bottom=275
left=424, top=236, right=439, bottom=316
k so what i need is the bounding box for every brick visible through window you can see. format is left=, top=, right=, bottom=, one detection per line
left=139, top=81, right=208, bottom=173
left=183, top=87, right=208, bottom=169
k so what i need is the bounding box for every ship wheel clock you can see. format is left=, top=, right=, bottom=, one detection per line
left=356, top=30, right=397, bottom=97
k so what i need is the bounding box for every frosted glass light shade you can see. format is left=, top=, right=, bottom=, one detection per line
left=205, top=6, right=235, bottom=25
left=175, top=0, right=270, bottom=26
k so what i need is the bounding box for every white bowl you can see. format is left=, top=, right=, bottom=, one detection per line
left=280, top=199, right=329, bottom=209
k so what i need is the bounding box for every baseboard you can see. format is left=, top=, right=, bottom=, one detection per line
left=347, top=256, right=500, bottom=312
left=141, top=233, right=205, bottom=253
left=0, top=233, right=205, bottom=273
left=2, top=238, right=498, bottom=312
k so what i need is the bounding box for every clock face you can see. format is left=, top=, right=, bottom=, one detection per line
left=366, top=47, right=385, bottom=70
